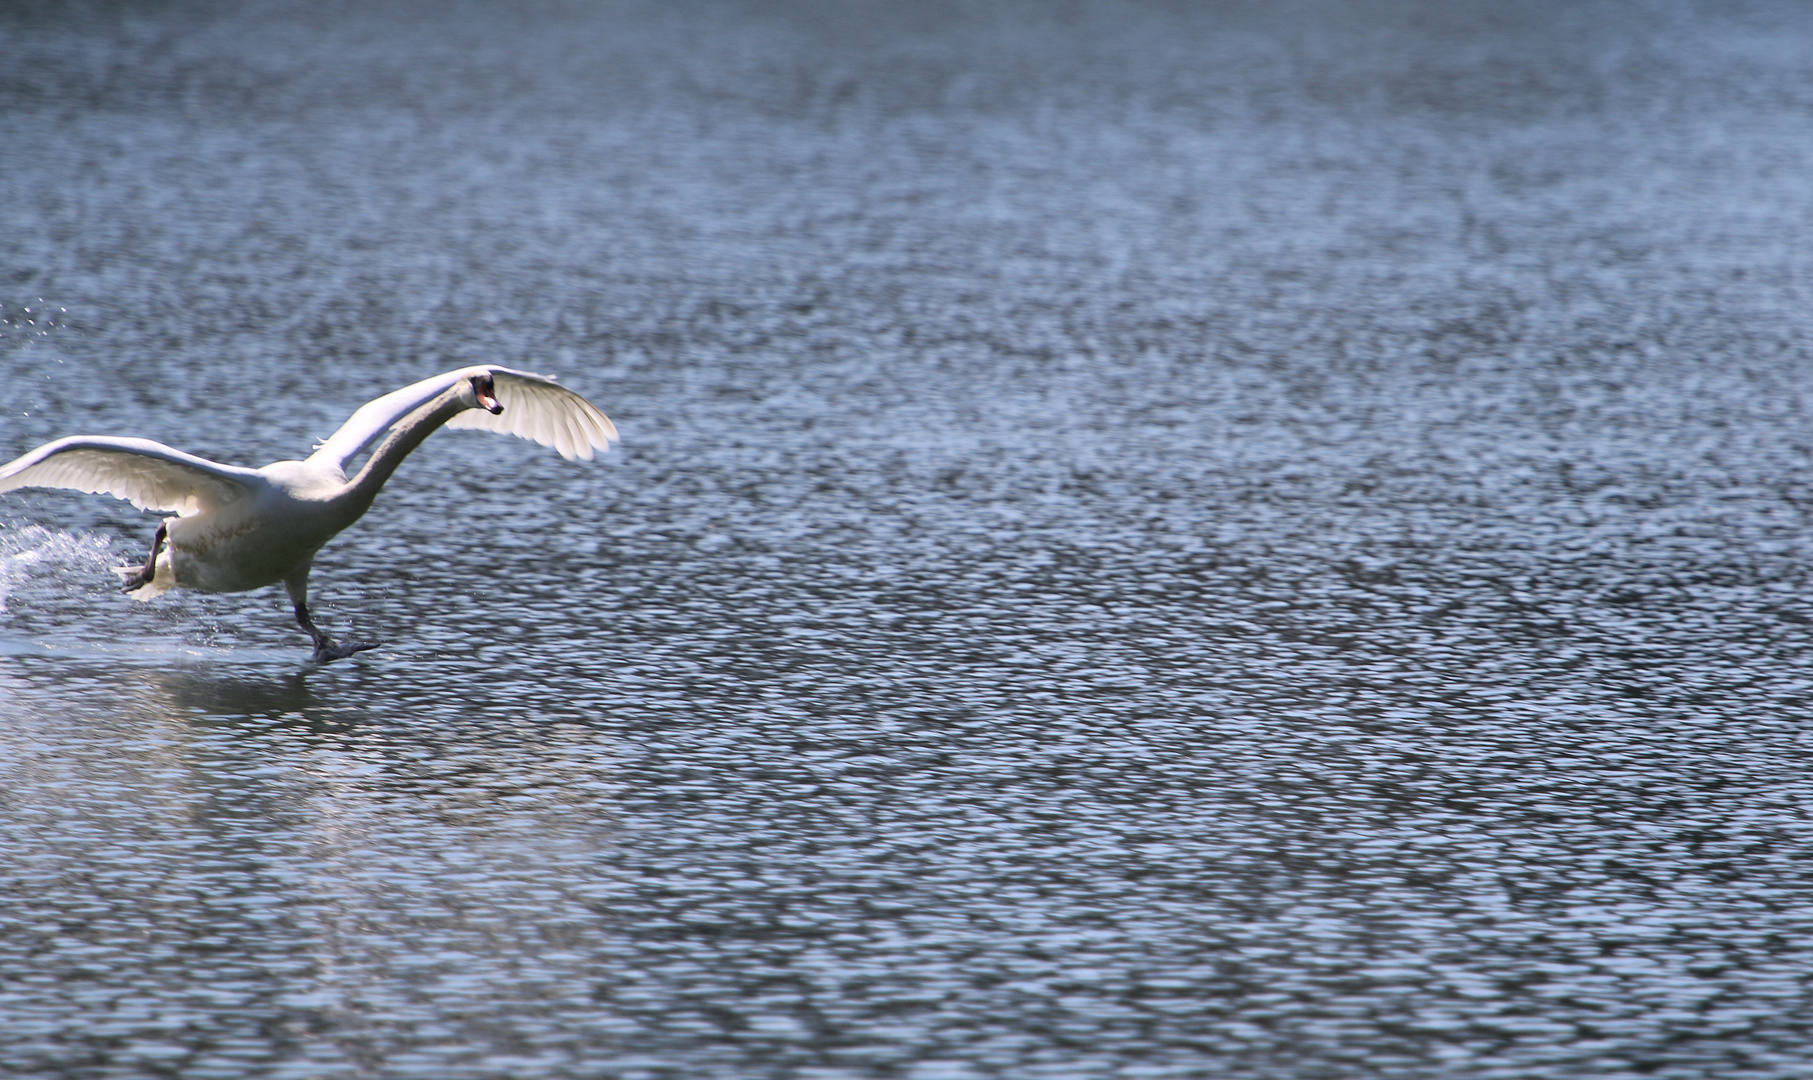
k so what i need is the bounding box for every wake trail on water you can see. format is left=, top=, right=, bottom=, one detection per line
left=0, top=525, right=278, bottom=663
left=0, top=524, right=117, bottom=614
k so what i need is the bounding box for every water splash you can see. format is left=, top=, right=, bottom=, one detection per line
left=0, top=525, right=116, bottom=614
left=0, top=299, right=67, bottom=345
left=0, top=525, right=251, bottom=661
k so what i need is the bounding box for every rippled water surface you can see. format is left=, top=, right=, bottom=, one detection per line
left=6, top=2, right=1813, bottom=1077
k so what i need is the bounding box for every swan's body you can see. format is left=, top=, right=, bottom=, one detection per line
left=0, top=366, right=616, bottom=662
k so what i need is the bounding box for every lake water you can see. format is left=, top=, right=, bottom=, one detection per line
left=4, top=2, right=1813, bottom=1077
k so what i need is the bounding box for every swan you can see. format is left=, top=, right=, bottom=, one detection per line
left=0, top=366, right=617, bottom=663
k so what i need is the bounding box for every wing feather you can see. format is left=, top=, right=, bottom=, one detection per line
left=0, top=437, right=261, bottom=516
left=556, top=407, right=582, bottom=461
left=444, top=369, right=619, bottom=461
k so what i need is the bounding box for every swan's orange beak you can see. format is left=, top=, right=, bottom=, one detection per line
left=477, top=386, right=504, bottom=414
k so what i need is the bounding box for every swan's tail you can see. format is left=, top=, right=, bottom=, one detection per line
left=115, top=546, right=176, bottom=601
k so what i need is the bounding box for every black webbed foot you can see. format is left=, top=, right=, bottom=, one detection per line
left=309, top=638, right=381, bottom=665
left=119, top=523, right=168, bottom=593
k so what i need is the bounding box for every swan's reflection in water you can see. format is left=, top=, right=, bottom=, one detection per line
left=0, top=662, right=624, bottom=1078
left=154, top=667, right=321, bottom=720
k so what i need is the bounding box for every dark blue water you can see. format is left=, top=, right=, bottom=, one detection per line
left=5, top=2, right=1813, bottom=1077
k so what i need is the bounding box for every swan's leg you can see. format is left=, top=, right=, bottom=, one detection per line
left=119, top=523, right=167, bottom=592
left=285, top=569, right=379, bottom=664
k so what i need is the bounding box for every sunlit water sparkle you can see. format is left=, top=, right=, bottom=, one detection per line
left=5, top=2, right=1813, bottom=1078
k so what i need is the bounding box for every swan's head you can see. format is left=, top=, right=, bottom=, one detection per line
left=468, top=373, right=504, bottom=415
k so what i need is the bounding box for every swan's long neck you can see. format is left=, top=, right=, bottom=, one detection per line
left=343, top=387, right=471, bottom=510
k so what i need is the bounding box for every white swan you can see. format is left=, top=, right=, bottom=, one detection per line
left=0, top=366, right=617, bottom=662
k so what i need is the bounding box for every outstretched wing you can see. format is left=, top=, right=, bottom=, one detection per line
left=310, top=365, right=617, bottom=470
left=0, top=436, right=262, bottom=516
left=444, top=368, right=619, bottom=461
